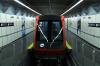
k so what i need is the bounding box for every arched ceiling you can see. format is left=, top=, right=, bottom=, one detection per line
left=20, top=0, right=78, bottom=15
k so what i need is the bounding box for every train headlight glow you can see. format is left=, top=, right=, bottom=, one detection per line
left=40, top=43, right=44, bottom=48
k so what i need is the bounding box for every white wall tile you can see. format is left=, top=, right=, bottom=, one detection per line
left=0, top=13, right=2, bottom=47
left=0, top=13, right=7, bottom=46
left=95, top=14, right=100, bottom=48
left=6, top=14, right=11, bottom=44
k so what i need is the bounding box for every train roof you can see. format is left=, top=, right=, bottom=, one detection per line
left=39, top=15, right=61, bottom=21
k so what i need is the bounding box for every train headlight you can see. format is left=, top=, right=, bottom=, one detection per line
left=40, top=43, right=44, bottom=48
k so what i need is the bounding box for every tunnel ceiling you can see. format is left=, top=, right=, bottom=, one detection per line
left=1, top=0, right=99, bottom=16
left=20, top=0, right=79, bottom=15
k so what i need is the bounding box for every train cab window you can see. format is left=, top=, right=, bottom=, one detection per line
left=51, top=21, right=62, bottom=40
left=38, top=21, right=48, bottom=41
left=37, top=21, right=62, bottom=42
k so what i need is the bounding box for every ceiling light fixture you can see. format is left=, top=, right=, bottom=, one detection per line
left=14, top=0, right=42, bottom=15
left=61, top=0, right=84, bottom=16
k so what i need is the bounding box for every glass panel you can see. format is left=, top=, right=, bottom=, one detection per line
left=37, top=21, right=62, bottom=41
left=38, top=21, right=48, bottom=41
left=51, top=21, right=62, bottom=40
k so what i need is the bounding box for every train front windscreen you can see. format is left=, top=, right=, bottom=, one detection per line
left=36, top=20, right=63, bottom=49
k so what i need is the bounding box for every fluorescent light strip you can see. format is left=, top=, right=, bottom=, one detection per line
left=61, top=0, right=84, bottom=16
left=14, top=0, right=42, bottom=15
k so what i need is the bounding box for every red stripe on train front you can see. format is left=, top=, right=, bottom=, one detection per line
left=34, top=16, right=39, bottom=49
left=61, top=16, right=66, bottom=49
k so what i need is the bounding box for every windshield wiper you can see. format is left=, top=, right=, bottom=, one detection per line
left=38, top=24, right=62, bottom=48
left=38, top=25, right=48, bottom=42
left=50, top=28, right=63, bottom=48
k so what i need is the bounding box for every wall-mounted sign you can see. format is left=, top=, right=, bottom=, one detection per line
left=8, top=23, right=14, bottom=26
left=0, top=22, right=14, bottom=27
left=88, top=23, right=100, bottom=27
left=0, top=23, right=8, bottom=27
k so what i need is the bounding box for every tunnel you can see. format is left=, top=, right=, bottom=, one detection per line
left=0, top=0, right=100, bottom=66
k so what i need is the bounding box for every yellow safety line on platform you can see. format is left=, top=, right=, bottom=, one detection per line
left=66, top=41, right=72, bottom=49
left=27, top=43, right=33, bottom=49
